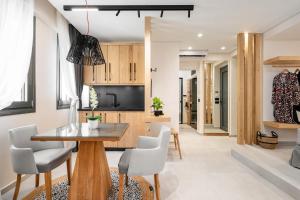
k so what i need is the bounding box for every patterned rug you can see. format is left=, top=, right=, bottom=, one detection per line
left=23, top=168, right=154, bottom=200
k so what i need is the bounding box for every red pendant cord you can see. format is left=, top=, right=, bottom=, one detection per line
left=85, top=0, right=90, bottom=35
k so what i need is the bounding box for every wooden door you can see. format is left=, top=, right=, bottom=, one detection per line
left=119, top=45, right=133, bottom=84
left=132, top=45, right=145, bottom=84
left=83, top=66, right=96, bottom=85
left=96, top=45, right=108, bottom=84
left=104, top=112, right=119, bottom=147
left=107, top=45, right=120, bottom=84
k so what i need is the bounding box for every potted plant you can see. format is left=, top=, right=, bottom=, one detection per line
left=152, top=97, right=164, bottom=116
left=87, top=87, right=101, bottom=129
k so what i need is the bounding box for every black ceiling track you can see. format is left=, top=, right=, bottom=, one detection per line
left=64, top=5, right=194, bottom=18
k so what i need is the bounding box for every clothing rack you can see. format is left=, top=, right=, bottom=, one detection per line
left=264, top=56, right=300, bottom=144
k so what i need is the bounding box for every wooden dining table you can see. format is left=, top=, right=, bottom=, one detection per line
left=31, top=123, right=128, bottom=200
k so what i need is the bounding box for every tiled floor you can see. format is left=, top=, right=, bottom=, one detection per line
left=2, top=125, right=294, bottom=200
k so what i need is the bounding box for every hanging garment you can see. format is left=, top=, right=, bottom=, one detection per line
left=272, top=72, right=300, bottom=123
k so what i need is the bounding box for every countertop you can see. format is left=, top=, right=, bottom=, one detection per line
left=78, top=107, right=145, bottom=112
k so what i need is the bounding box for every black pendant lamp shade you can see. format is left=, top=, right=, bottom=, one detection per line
left=67, top=34, right=106, bottom=66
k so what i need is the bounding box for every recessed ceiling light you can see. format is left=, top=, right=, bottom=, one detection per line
left=197, top=33, right=203, bottom=38
left=220, top=46, right=226, bottom=50
left=188, top=46, right=192, bottom=50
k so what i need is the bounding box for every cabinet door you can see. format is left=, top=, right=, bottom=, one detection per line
left=96, top=45, right=108, bottom=84
left=132, top=45, right=145, bottom=84
left=131, top=112, right=146, bottom=146
left=107, top=45, right=120, bottom=84
left=119, top=45, right=133, bottom=84
left=118, top=112, right=134, bottom=147
left=93, top=111, right=106, bottom=123
left=83, top=65, right=96, bottom=85
left=103, top=112, right=119, bottom=147
left=79, top=111, right=91, bottom=123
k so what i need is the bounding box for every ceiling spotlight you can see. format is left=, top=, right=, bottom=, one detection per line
left=197, top=33, right=203, bottom=38
left=116, top=10, right=120, bottom=16
left=220, top=46, right=226, bottom=50
left=188, top=46, right=192, bottom=50
left=160, top=10, right=164, bottom=18
left=137, top=10, right=140, bottom=18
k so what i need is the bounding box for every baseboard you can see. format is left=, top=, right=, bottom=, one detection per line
left=0, top=174, right=32, bottom=196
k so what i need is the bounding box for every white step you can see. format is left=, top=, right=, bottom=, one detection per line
left=231, top=145, right=300, bottom=200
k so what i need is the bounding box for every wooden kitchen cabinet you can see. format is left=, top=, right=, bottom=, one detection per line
left=83, top=66, right=96, bottom=85
left=96, top=45, right=108, bottom=84
left=79, top=111, right=145, bottom=148
left=107, top=45, right=120, bottom=84
left=132, top=44, right=145, bottom=84
left=119, top=45, right=133, bottom=84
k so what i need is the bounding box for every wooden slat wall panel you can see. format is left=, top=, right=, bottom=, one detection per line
left=237, top=33, right=262, bottom=145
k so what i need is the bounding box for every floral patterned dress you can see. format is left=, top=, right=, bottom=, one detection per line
left=272, top=72, right=300, bottom=124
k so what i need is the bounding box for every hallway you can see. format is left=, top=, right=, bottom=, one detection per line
left=2, top=125, right=294, bottom=200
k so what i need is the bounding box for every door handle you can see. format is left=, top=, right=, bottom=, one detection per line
left=92, top=66, right=95, bottom=82
left=109, top=63, right=111, bottom=81
left=134, top=63, right=136, bottom=81
left=104, top=63, right=107, bottom=81
left=129, top=63, right=132, bottom=81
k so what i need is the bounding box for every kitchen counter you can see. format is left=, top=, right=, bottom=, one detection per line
left=78, top=107, right=145, bottom=112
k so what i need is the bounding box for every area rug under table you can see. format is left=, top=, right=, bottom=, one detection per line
left=23, top=168, right=154, bottom=200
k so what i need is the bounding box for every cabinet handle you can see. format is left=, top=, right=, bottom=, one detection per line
left=134, top=63, right=136, bottom=81
left=129, top=63, right=132, bottom=81
left=118, top=113, right=121, bottom=123
left=104, top=113, right=107, bottom=123
left=109, top=63, right=111, bottom=81
left=104, top=64, right=107, bottom=81
left=92, top=66, right=95, bottom=82
left=85, top=113, right=88, bottom=123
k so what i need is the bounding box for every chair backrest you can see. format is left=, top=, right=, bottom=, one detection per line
left=9, top=125, right=46, bottom=152
left=156, top=125, right=171, bottom=170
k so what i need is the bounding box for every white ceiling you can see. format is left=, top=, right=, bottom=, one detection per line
left=48, top=0, right=300, bottom=53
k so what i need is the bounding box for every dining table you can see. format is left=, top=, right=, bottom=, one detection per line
left=31, top=122, right=128, bottom=200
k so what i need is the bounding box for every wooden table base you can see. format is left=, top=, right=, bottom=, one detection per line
left=70, top=141, right=112, bottom=200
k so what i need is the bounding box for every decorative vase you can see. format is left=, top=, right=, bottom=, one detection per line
left=154, top=110, right=163, bottom=116
left=88, top=119, right=99, bottom=129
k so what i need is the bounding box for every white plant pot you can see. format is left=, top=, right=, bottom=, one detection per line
left=88, top=119, right=99, bottom=129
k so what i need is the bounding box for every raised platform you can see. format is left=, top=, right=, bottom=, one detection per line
left=231, top=144, right=300, bottom=200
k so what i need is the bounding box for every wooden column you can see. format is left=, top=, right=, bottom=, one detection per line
left=205, top=63, right=212, bottom=124
left=144, top=17, right=152, bottom=114
left=237, top=33, right=262, bottom=145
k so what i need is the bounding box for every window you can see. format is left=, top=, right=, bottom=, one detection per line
left=56, top=34, right=71, bottom=109
left=0, top=18, right=36, bottom=116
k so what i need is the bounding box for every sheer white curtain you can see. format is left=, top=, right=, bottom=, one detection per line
left=0, top=0, right=34, bottom=110
left=56, top=12, right=79, bottom=124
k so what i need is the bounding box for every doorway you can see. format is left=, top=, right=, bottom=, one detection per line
left=179, top=78, right=183, bottom=124
left=220, top=66, right=228, bottom=131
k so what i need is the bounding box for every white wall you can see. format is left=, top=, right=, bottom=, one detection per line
left=151, top=42, right=180, bottom=131
left=263, top=40, right=300, bottom=141
left=0, top=0, right=69, bottom=189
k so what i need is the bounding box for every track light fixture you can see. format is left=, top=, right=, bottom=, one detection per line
left=64, top=5, right=194, bottom=18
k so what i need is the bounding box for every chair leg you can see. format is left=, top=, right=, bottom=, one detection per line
left=35, top=174, right=39, bottom=187
left=176, top=134, right=183, bottom=159
left=13, top=174, right=21, bottom=200
left=154, top=174, right=160, bottom=200
left=173, top=134, right=178, bottom=150
left=125, top=174, right=129, bottom=186
left=44, top=171, right=52, bottom=200
left=66, top=157, right=72, bottom=185
left=118, top=173, right=124, bottom=200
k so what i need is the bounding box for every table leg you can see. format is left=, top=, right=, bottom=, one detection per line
left=70, top=141, right=112, bottom=200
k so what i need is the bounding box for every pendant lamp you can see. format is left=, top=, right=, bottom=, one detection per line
left=66, top=0, right=105, bottom=66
